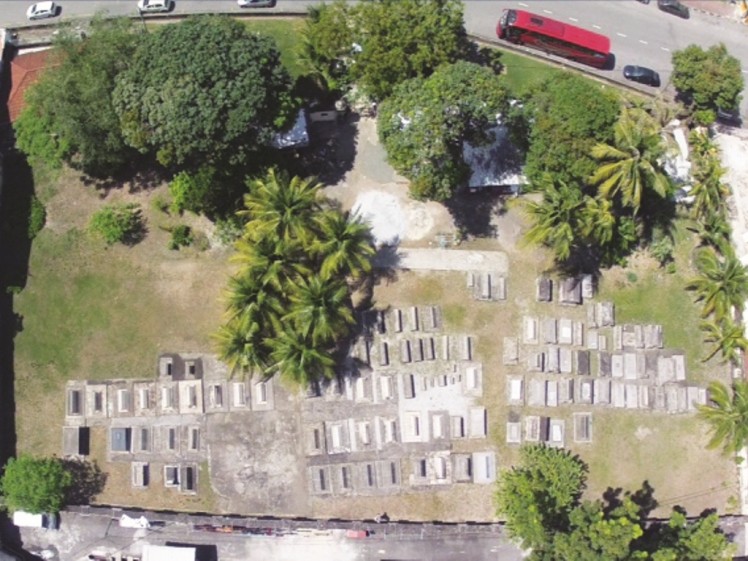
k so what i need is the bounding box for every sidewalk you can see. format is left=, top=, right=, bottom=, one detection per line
left=681, top=0, right=744, bottom=20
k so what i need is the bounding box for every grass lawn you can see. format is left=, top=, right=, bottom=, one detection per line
left=241, top=18, right=306, bottom=78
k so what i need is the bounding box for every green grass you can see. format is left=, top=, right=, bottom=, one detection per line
left=241, top=19, right=306, bottom=78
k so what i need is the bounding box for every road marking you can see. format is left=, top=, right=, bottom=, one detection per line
left=639, top=39, right=648, bottom=45
left=617, top=32, right=627, bottom=38
left=518, top=2, right=528, bottom=6
left=592, top=24, right=602, bottom=29
left=542, top=9, right=552, bottom=14
left=743, top=70, right=748, bottom=74
left=660, top=46, right=671, bottom=52
left=568, top=17, right=578, bottom=22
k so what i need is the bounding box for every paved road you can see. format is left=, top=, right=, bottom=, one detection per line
left=1, top=0, right=747, bottom=116
left=15, top=509, right=524, bottom=561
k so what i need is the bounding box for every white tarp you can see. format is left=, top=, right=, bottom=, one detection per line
left=142, top=545, right=196, bottom=561
left=13, top=511, right=43, bottom=528
left=119, top=514, right=150, bottom=529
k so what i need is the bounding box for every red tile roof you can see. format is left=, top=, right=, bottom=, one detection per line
left=7, top=49, right=57, bottom=123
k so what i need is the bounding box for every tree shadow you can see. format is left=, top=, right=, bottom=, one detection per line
left=443, top=189, right=509, bottom=239
left=602, top=480, right=658, bottom=520
left=61, top=458, right=107, bottom=505
left=81, top=154, right=171, bottom=197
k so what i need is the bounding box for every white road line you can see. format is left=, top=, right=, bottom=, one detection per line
left=661, top=46, right=670, bottom=52
left=518, top=2, right=528, bottom=6
left=542, top=9, right=552, bottom=14
left=592, top=24, right=602, bottom=29
left=639, top=39, right=648, bottom=45
left=568, top=17, right=578, bottom=22
left=617, top=32, right=627, bottom=38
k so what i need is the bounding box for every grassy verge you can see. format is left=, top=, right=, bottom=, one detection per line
left=241, top=19, right=306, bottom=78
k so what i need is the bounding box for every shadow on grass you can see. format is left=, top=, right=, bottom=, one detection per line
left=62, top=458, right=108, bottom=505
left=444, top=189, right=510, bottom=239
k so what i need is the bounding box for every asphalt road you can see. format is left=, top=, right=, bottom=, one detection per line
left=1, top=0, right=747, bottom=115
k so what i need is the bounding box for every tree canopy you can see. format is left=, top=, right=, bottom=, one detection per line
left=378, top=61, right=508, bottom=201
left=303, top=0, right=470, bottom=100
left=113, top=16, right=295, bottom=168
left=523, top=74, right=620, bottom=186
left=496, top=445, right=731, bottom=560
left=671, top=43, right=743, bottom=123
left=215, top=169, right=374, bottom=386
left=1, top=455, right=72, bottom=514
left=14, top=17, right=140, bottom=177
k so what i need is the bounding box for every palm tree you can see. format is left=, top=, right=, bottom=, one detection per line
left=690, top=141, right=729, bottom=221
left=700, top=318, right=748, bottom=364
left=580, top=196, right=616, bottom=247
left=213, top=317, right=269, bottom=378
left=240, top=169, right=322, bottom=247
left=314, top=211, right=375, bottom=279
left=223, top=273, right=282, bottom=331
left=687, top=247, right=748, bottom=321
left=524, top=178, right=586, bottom=263
left=590, top=107, right=671, bottom=215
left=268, top=331, right=336, bottom=387
left=688, top=210, right=733, bottom=256
left=285, top=275, right=354, bottom=346
left=697, top=380, right=748, bottom=455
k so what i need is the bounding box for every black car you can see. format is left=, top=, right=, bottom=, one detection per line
left=623, top=65, right=661, bottom=87
left=657, top=0, right=690, bottom=18
left=716, top=107, right=742, bottom=126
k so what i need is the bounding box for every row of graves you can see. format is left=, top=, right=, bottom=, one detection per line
left=304, top=305, right=497, bottom=497
left=62, top=353, right=278, bottom=496
left=501, top=277, right=709, bottom=448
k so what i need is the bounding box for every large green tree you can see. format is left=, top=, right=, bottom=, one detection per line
left=14, top=17, right=139, bottom=176
left=302, top=0, right=470, bottom=100
left=378, top=61, right=508, bottom=201
left=590, top=107, right=672, bottom=216
left=671, top=43, right=743, bottom=123
left=523, top=73, right=620, bottom=186
left=113, top=16, right=294, bottom=168
left=496, top=445, right=731, bottom=560
left=1, top=455, right=72, bottom=514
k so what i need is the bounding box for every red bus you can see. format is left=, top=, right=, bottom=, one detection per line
left=496, top=9, right=611, bottom=68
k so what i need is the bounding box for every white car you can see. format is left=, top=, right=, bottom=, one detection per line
left=137, top=0, right=173, bottom=13
left=26, top=1, right=58, bottom=20
left=237, top=0, right=276, bottom=7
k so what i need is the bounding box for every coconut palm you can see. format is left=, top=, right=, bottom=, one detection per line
left=240, top=169, right=322, bottom=246
left=690, top=143, right=729, bottom=221
left=524, top=178, right=586, bottom=263
left=224, top=273, right=283, bottom=331
left=697, top=380, right=748, bottom=455
left=214, top=317, right=269, bottom=378
left=314, top=211, right=375, bottom=279
left=590, top=107, right=671, bottom=215
left=580, top=196, right=616, bottom=247
left=700, top=318, right=748, bottom=364
left=688, top=211, right=733, bottom=256
left=285, top=275, right=354, bottom=346
left=687, top=247, right=748, bottom=321
left=268, top=330, right=336, bottom=386
left=231, top=236, right=309, bottom=294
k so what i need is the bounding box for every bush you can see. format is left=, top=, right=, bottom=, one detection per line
left=214, top=217, right=243, bottom=245
left=0, top=455, right=72, bottom=514
left=169, top=224, right=193, bottom=250
left=89, top=203, right=144, bottom=246
left=151, top=193, right=171, bottom=215
left=27, top=196, right=47, bottom=240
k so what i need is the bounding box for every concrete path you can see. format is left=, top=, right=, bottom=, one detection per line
left=374, top=248, right=508, bottom=274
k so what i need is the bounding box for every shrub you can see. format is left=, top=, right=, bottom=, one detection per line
left=28, top=196, right=47, bottom=240
left=169, top=224, right=193, bottom=250
left=89, top=203, right=144, bottom=246
left=214, top=217, right=243, bottom=245
left=0, top=455, right=72, bottom=514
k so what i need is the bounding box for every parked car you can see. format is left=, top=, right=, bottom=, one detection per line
left=623, top=65, right=661, bottom=87
left=137, top=0, right=173, bottom=13
left=12, top=510, right=59, bottom=530
left=26, top=1, right=58, bottom=20
left=237, top=0, right=276, bottom=7
left=657, top=0, right=690, bottom=18
left=636, top=0, right=650, bottom=4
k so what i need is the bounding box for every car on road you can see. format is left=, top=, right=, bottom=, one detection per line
left=657, top=0, right=690, bottom=18
left=623, top=65, right=661, bottom=87
left=237, top=0, right=276, bottom=7
left=137, top=0, right=173, bottom=13
left=26, top=1, right=58, bottom=20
